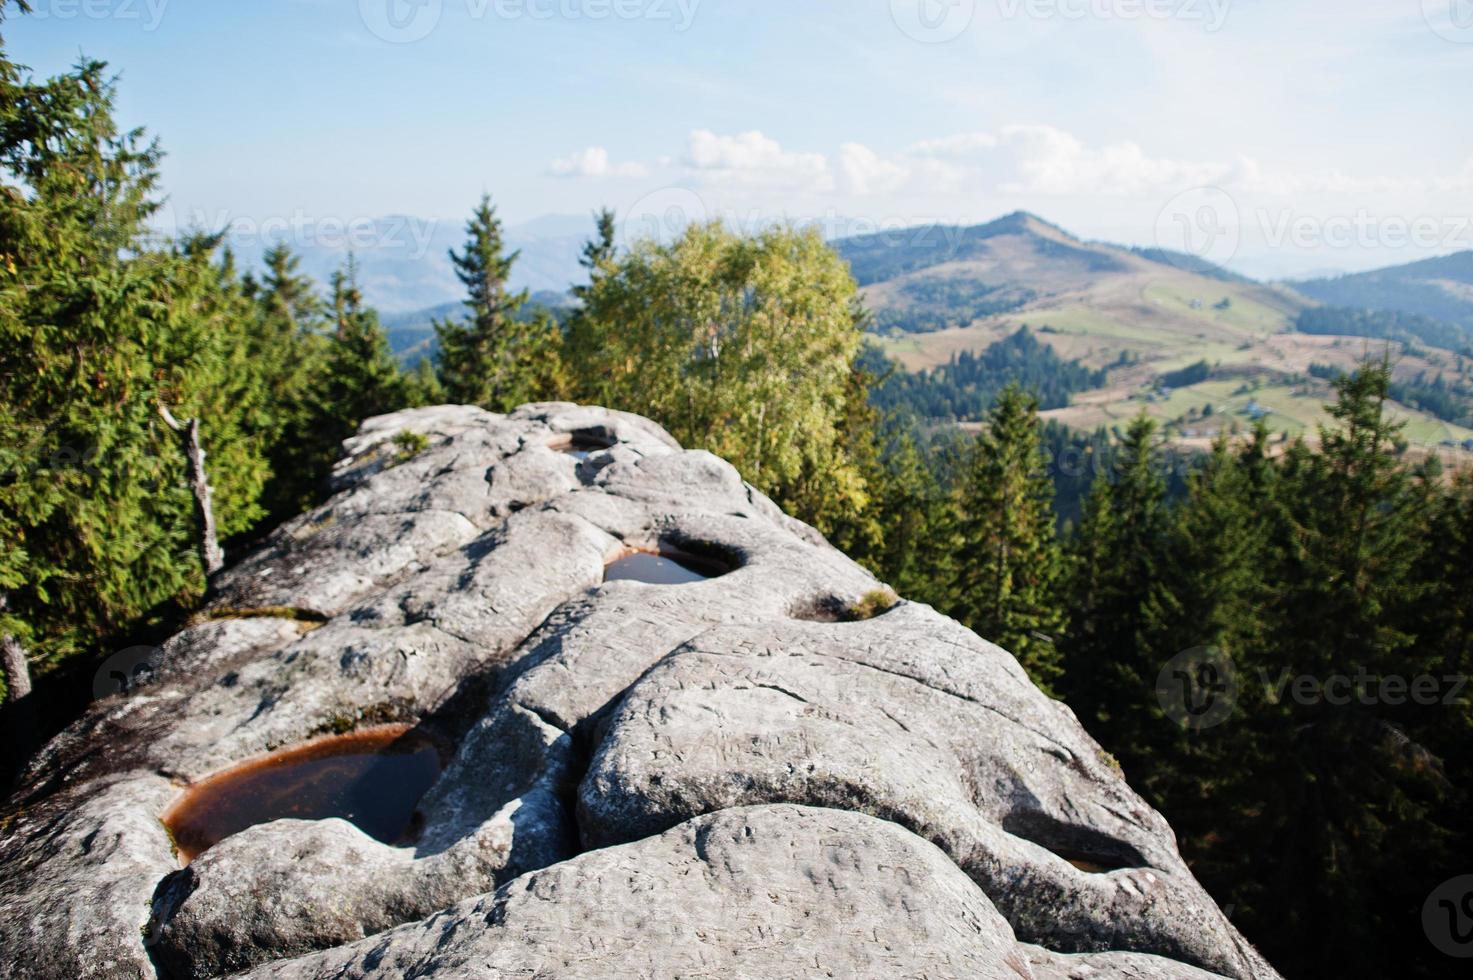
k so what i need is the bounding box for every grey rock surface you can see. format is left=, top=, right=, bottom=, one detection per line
left=0, top=403, right=1278, bottom=980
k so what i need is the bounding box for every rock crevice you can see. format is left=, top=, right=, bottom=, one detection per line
left=0, top=403, right=1279, bottom=980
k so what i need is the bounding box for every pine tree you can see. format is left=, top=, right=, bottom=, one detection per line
left=573, top=207, right=617, bottom=303
left=252, top=243, right=330, bottom=520
left=870, top=428, right=958, bottom=611
left=1244, top=357, right=1443, bottom=974
left=1062, top=412, right=1168, bottom=751
left=320, top=256, right=408, bottom=434
left=566, top=208, right=618, bottom=395
left=261, top=243, right=321, bottom=335
left=0, top=52, right=280, bottom=684
left=435, top=194, right=563, bottom=410
left=1132, top=435, right=1270, bottom=841
left=1143, top=436, right=1268, bottom=686
left=953, top=384, right=1065, bottom=693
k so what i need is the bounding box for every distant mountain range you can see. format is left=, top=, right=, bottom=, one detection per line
left=236, top=206, right=1472, bottom=354
left=296, top=206, right=1473, bottom=456
left=1291, top=251, right=1473, bottom=333
left=832, top=212, right=1472, bottom=456
left=222, top=214, right=597, bottom=315
left=382, top=292, right=575, bottom=364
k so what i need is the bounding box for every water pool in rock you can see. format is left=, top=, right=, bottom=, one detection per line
left=163, top=725, right=441, bottom=863
left=603, top=549, right=729, bottom=585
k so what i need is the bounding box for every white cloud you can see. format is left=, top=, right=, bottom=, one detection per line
left=548, top=147, right=648, bottom=179
left=685, top=130, right=832, bottom=190
left=996, top=124, right=1225, bottom=197
left=838, top=143, right=910, bottom=196
left=906, top=132, right=999, bottom=158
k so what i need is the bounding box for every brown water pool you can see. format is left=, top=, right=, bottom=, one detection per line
left=162, top=725, right=441, bottom=863
left=603, top=549, right=730, bottom=585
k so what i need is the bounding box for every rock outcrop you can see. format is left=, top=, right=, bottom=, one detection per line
left=0, top=404, right=1280, bottom=980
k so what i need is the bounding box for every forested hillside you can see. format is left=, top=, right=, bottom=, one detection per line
left=1294, top=251, right=1473, bottom=331
left=866, top=326, right=1106, bottom=420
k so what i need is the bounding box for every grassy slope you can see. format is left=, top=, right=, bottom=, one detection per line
left=858, top=220, right=1473, bottom=460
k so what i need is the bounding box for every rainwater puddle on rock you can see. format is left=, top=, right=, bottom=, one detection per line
left=162, top=725, right=441, bottom=864
left=603, top=549, right=730, bottom=585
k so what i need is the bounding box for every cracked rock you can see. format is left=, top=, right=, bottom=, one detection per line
left=0, top=403, right=1277, bottom=980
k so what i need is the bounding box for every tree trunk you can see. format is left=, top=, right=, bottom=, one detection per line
left=1, top=632, right=30, bottom=703
left=0, top=589, right=40, bottom=775
left=0, top=592, right=31, bottom=704
left=160, top=406, right=224, bottom=577
left=184, top=417, right=225, bottom=576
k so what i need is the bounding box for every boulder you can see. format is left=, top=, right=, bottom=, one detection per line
left=0, top=404, right=1279, bottom=980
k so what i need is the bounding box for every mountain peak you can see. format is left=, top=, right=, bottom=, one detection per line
left=984, top=211, right=1076, bottom=241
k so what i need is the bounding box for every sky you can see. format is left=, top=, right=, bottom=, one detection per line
left=7, top=0, right=1473, bottom=283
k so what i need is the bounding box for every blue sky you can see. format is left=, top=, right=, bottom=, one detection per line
left=8, top=0, right=1473, bottom=280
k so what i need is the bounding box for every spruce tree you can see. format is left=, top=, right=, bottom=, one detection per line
left=435, top=194, right=563, bottom=410
left=573, top=207, right=617, bottom=302
left=320, top=256, right=408, bottom=433
left=1133, top=435, right=1269, bottom=846
left=566, top=208, right=618, bottom=392
left=1245, top=357, right=1442, bottom=975
left=261, top=243, right=321, bottom=334
left=0, top=51, right=280, bottom=684
left=1062, top=412, right=1168, bottom=752
left=252, top=243, right=330, bottom=520
left=953, top=384, right=1065, bottom=693
left=871, top=429, right=958, bottom=612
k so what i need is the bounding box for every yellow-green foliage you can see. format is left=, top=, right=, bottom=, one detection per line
left=569, top=221, right=872, bottom=533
